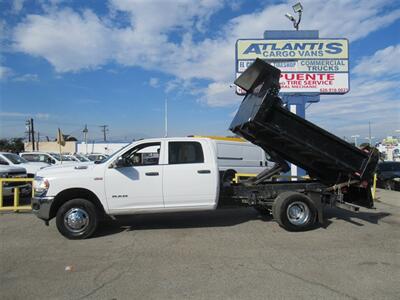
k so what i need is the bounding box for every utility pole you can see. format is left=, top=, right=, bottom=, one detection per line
left=100, top=125, right=108, bottom=142
left=83, top=124, right=88, bottom=154
left=37, top=131, right=40, bottom=151
left=31, top=118, right=35, bottom=151
left=25, top=120, right=31, bottom=142
left=165, top=98, right=168, bottom=137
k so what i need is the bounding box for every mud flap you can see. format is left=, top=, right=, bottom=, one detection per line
left=343, top=185, right=374, bottom=209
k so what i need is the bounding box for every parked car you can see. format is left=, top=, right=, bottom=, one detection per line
left=86, top=153, right=109, bottom=162
left=20, top=152, right=75, bottom=165
left=73, top=154, right=91, bottom=162
left=0, top=152, right=48, bottom=178
left=63, top=155, right=80, bottom=162
left=0, top=165, right=31, bottom=197
left=376, top=161, right=400, bottom=191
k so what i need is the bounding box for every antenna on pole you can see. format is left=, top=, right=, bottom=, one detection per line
left=164, top=98, right=168, bottom=137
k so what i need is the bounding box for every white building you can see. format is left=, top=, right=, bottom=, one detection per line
left=77, top=142, right=129, bottom=155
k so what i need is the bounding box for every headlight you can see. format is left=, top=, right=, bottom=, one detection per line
left=33, top=176, right=50, bottom=195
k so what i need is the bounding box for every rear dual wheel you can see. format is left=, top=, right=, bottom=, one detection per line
left=272, top=192, right=317, bottom=231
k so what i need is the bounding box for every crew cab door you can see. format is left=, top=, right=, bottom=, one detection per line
left=163, top=140, right=218, bottom=209
left=104, top=142, right=164, bottom=212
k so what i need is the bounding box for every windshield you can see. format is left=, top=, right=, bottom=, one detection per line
left=62, top=155, right=74, bottom=161
left=3, top=153, right=28, bottom=164
left=74, top=155, right=89, bottom=162
left=49, top=153, right=61, bottom=161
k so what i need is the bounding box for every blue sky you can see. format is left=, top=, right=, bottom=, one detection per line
left=0, top=0, right=399, bottom=143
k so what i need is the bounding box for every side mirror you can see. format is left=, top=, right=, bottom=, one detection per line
left=115, top=157, right=129, bottom=168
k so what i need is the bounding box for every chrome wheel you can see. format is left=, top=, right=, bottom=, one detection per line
left=286, top=201, right=310, bottom=226
left=64, top=208, right=90, bottom=233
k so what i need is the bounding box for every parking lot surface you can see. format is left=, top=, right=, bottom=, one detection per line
left=1, top=190, right=399, bottom=300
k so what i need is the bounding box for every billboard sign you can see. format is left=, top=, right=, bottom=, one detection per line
left=235, top=38, right=349, bottom=95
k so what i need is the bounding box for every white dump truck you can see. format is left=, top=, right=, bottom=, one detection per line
left=31, top=60, right=378, bottom=239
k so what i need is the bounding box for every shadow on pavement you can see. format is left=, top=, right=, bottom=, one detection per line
left=322, top=207, right=391, bottom=228
left=92, top=205, right=393, bottom=238
left=93, top=208, right=270, bottom=238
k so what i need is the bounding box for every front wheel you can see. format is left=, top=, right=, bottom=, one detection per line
left=56, top=199, right=98, bottom=239
left=272, top=192, right=317, bottom=231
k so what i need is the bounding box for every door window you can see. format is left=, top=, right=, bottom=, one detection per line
left=121, top=143, right=160, bottom=166
left=22, top=154, right=39, bottom=162
left=168, top=142, right=204, bottom=164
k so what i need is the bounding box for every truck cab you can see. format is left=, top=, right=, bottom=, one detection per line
left=32, top=138, right=219, bottom=239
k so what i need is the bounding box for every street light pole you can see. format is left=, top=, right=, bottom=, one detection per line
left=351, top=135, right=360, bottom=147
left=164, top=98, right=168, bottom=138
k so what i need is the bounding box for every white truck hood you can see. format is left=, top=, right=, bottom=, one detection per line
left=0, top=165, right=27, bottom=174
left=17, top=162, right=48, bottom=175
left=35, top=162, right=97, bottom=178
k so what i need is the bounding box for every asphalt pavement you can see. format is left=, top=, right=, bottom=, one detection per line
left=1, top=190, right=399, bottom=299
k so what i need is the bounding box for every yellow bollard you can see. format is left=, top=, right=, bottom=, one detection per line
left=13, top=187, right=20, bottom=212
left=0, top=178, right=33, bottom=212
left=372, top=173, right=377, bottom=201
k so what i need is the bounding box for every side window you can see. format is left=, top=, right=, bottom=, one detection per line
left=122, top=143, right=160, bottom=166
left=39, top=155, right=48, bottom=162
left=22, top=154, right=37, bottom=162
left=169, top=142, right=204, bottom=164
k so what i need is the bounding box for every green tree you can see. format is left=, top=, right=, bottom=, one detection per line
left=0, top=138, right=25, bottom=153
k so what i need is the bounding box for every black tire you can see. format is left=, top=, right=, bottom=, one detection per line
left=272, top=192, right=317, bottom=231
left=56, top=198, right=99, bottom=239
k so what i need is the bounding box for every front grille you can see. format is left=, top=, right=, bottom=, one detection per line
left=2, top=172, right=28, bottom=187
left=7, top=172, right=27, bottom=178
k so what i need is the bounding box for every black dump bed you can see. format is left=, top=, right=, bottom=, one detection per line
left=230, top=59, right=379, bottom=186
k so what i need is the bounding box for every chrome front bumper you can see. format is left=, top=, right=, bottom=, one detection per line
left=31, top=196, right=55, bottom=221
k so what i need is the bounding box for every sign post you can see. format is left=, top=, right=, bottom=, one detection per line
left=235, top=30, right=349, bottom=177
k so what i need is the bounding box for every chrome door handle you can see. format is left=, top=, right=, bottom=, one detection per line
left=145, top=172, right=159, bottom=176
left=197, top=170, right=211, bottom=174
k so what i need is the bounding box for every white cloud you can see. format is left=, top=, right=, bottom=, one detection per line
left=12, top=0, right=26, bottom=13
left=0, top=66, right=13, bottom=79
left=10, top=0, right=400, bottom=109
left=148, top=77, right=160, bottom=88
left=200, top=81, right=241, bottom=107
left=0, top=111, right=51, bottom=120
left=308, top=44, right=400, bottom=139
left=12, top=73, right=39, bottom=82
left=13, top=9, right=113, bottom=72
left=353, top=44, right=400, bottom=77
